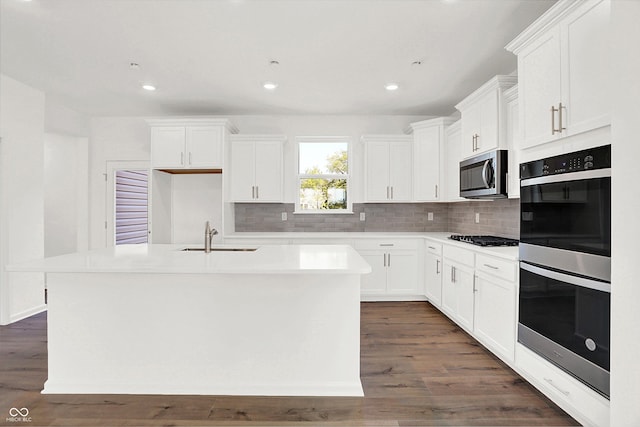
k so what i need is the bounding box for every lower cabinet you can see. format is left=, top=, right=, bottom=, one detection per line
left=473, top=272, right=516, bottom=363
left=424, top=241, right=443, bottom=307
left=354, top=239, right=422, bottom=300
left=442, top=258, right=475, bottom=332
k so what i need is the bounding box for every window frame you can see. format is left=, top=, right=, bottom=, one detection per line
left=295, top=136, right=353, bottom=214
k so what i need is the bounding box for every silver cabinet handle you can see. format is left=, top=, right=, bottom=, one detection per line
left=435, top=184, right=438, bottom=198
left=483, top=264, right=499, bottom=270
left=428, top=245, right=436, bottom=250
left=551, top=105, right=556, bottom=134
left=383, top=253, right=387, bottom=267
left=436, top=259, right=440, bottom=274
left=388, top=253, right=391, bottom=267
left=252, top=186, right=255, bottom=199
left=451, top=266, right=455, bottom=283
left=380, top=243, right=394, bottom=247
left=390, top=186, right=393, bottom=199
left=256, top=186, right=259, bottom=199
left=544, top=378, right=570, bottom=396
left=558, top=102, right=566, bottom=132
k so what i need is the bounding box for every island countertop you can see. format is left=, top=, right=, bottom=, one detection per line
left=8, top=244, right=372, bottom=275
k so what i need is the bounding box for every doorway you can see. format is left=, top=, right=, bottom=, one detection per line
left=106, top=161, right=150, bottom=246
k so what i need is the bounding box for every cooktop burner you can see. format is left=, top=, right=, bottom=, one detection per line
left=449, top=235, right=519, bottom=247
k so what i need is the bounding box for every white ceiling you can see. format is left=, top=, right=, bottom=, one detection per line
left=0, top=0, right=555, bottom=117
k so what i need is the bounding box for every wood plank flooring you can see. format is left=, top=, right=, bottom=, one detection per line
left=0, top=302, right=579, bottom=426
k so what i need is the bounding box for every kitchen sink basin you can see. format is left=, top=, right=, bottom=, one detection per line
left=181, top=247, right=257, bottom=252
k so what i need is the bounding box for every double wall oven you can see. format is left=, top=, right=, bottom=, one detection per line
left=519, top=144, right=611, bottom=398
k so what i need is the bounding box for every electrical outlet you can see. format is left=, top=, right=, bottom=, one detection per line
left=281, top=212, right=287, bottom=221
left=360, top=212, right=366, bottom=221
left=475, top=212, right=480, bottom=224
left=427, top=212, right=434, bottom=221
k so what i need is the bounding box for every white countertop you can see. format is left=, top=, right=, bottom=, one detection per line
left=226, top=232, right=520, bottom=261
left=8, top=244, right=372, bottom=275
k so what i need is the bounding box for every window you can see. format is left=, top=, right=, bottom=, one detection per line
left=297, top=138, right=350, bottom=212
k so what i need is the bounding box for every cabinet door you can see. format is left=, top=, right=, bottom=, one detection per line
left=425, top=252, right=443, bottom=306
left=254, top=141, right=283, bottom=202
left=562, top=0, right=610, bottom=136
left=388, top=142, right=412, bottom=201
left=474, top=273, right=516, bottom=363
left=477, top=91, right=499, bottom=154
left=365, top=141, right=390, bottom=201
left=445, top=125, right=464, bottom=202
left=386, top=251, right=419, bottom=294
left=518, top=26, right=562, bottom=148
left=359, top=252, right=387, bottom=295
left=413, top=128, right=440, bottom=201
left=229, top=141, right=255, bottom=201
left=461, top=103, right=482, bottom=159
left=186, top=126, right=223, bottom=168
left=455, top=264, right=475, bottom=332
left=441, top=260, right=457, bottom=320
left=151, top=127, right=185, bottom=168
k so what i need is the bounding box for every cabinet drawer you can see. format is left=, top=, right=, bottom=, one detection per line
left=443, top=244, right=474, bottom=267
left=354, top=239, right=419, bottom=251
left=425, top=240, right=442, bottom=256
left=515, top=344, right=610, bottom=427
left=476, top=254, right=516, bottom=282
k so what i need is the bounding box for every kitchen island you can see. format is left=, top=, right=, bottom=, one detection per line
left=10, top=244, right=371, bottom=396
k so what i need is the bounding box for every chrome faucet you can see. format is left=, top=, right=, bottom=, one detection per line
left=204, top=221, right=218, bottom=253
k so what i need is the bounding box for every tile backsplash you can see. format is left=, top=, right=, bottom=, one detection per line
left=234, top=198, right=519, bottom=238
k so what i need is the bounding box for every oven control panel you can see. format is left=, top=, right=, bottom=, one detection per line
left=521, top=145, right=611, bottom=179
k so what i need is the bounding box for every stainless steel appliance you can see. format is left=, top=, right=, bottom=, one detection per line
left=449, top=235, right=519, bottom=247
left=459, top=149, right=508, bottom=199
left=519, top=144, right=611, bottom=398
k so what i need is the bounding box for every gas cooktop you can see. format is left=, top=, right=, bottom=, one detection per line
left=449, top=235, right=519, bottom=247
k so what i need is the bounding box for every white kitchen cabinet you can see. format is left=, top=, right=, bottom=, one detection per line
left=362, top=136, right=412, bottom=202
left=441, top=245, right=476, bottom=332
left=424, top=241, right=443, bottom=307
left=148, top=119, right=237, bottom=170
left=229, top=135, right=285, bottom=202
left=504, top=85, right=520, bottom=198
left=409, top=117, right=456, bottom=202
left=444, top=120, right=464, bottom=202
left=506, top=0, right=610, bottom=149
left=455, top=75, right=517, bottom=160
left=473, top=253, right=518, bottom=363
left=354, top=239, right=421, bottom=300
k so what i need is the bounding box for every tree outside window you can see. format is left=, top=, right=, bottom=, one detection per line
left=298, top=140, right=349, bottom=212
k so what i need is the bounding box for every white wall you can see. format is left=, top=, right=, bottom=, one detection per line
left=88, top=115, right=429, bottom=247
left=44, top=132, right=89, bottom=256
left=0, top=74, right=46, bottom=325
left=610, top=1, right=640, bottom=425
left=171, top=174, right=223, bottom=244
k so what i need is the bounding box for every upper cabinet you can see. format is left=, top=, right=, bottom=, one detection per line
left=409, top=118, right=457, bottom=202
left=506, top=0, right=610, bottom=149
left=148, top=118, right=237, bottom=170
left=444, top=120, right=465, bottom=202
left=229, top=135, right=285, bottom=202
left=362, top=135, right=413, bottom=202
left=455, top=76, right=517, bottom=160
left=504, top=85, right=520, bottom=199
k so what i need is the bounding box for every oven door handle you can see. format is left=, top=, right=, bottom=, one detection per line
left=520, top=262, right=611, bottom=293
left=521, top=168, right=611, bottom=187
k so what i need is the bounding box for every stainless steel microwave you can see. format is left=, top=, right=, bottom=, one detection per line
left=459, top=149, right=508, bottom=199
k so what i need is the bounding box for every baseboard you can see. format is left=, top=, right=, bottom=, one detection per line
left=7, top=304, right=47, bottom=325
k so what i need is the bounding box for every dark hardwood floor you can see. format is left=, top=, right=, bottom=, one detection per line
left=0, top=302, right=579, bottom=426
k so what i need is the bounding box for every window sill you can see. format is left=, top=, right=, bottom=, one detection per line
left=293, top=210, right=354, bottom=215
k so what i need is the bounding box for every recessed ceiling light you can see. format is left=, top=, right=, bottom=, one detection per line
left=142, top=84, right=156, bottom=91
left=263, top=82, right=278, bottom=90
left=385, top=83, right=399, bottom=91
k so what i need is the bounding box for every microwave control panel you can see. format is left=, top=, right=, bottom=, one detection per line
left=521, top=145, right=611, bottom=179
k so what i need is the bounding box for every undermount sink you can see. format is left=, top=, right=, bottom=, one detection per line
left=181, top=247, right=257, bottom=252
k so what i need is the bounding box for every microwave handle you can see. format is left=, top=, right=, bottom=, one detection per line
left=481, top=160, right=491, bottom=189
